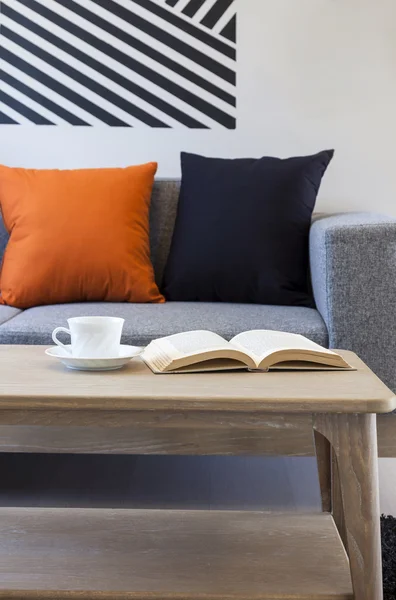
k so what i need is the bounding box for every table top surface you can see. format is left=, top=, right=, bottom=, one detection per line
left=0, top=346, right=394, bottom=415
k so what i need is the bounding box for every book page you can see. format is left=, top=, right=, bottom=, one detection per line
left=156, top=330, right=232, bottom=357
left=165, top=358, right=248, bottom=374
left=231, top=330, right=337, bottom=362
left=142, top=330, right=256, bottom=373
left=142, top=331, right=232, bottom=373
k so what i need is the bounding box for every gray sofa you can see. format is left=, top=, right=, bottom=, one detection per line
left=0, top=180, right=395, bottom=393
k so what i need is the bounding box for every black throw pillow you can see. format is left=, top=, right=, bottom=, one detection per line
left=163, top=150, right=334, bottom=306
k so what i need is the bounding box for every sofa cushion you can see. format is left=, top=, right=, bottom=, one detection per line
left=0, top=178, right=182, bottom=289
left=0, top=302, right=329, bottom=347
left=0, top=305, right=21, bottom=325
left=163, top=151, right=334, bottom=306
left=0, top=163, right=164, bottom=308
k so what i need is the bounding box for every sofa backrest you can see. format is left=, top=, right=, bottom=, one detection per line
left=149, top=179, right=180, bottom=287
left=0, top=179, right=181, bottom=289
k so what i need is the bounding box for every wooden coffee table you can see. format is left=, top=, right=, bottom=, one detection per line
left=0, top=346, right=394, bottom=600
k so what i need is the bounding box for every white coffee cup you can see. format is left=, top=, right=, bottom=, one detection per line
left=52, top=316, right=125, bottom=358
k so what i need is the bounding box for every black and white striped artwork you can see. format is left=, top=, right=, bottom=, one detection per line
left=0, top=0, right=236, bottom=128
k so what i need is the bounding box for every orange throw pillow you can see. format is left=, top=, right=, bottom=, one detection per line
left=0, top=163, right=164, bottom=308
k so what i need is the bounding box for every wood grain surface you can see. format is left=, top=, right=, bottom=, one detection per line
left=0, top=414, right=315, bottom=454
left=314, top=414, right=382, bottom=600
left=376, top=415, right=396, bottom=456
left=314, top=430, right=332, bottom=512
left=0, top=508, right=352, bottom=599
left=0, top=346, right=393, bottom=415
left=1, top=414, right=396, bottom=456
left=313, top=428, right=348, bottom=548
left=332, top=451, right=348, bottom=550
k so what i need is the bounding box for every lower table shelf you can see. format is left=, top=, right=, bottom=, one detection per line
left=0, top=508, right=352, bottom=600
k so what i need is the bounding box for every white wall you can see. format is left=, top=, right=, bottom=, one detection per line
left=1, top=0, right=396, bottom=215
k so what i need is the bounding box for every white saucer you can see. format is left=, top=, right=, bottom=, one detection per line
left=45, top=345, right=144, bottom=371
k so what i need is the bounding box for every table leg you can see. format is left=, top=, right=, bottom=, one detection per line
left=313, top=429, right=348, bottom=548
left=313, top=429, right=331, bottom=512
left=331, top=449, right=348, bottom=550
left=313, top=414, right=382, bottom=600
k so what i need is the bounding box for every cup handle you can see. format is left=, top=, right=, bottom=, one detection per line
left=52, top=327, right=72, bottom=354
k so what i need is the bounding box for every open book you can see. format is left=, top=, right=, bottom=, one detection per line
left=141, top=330, right=353, bottom=374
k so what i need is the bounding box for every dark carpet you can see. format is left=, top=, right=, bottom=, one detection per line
left=382, top=515, right=396, bottom=599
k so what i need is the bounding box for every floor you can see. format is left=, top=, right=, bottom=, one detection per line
left=1, top=454, right=395, bottom=513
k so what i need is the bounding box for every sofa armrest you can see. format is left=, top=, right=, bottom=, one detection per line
left=310, top=212, right=396, bottom=392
